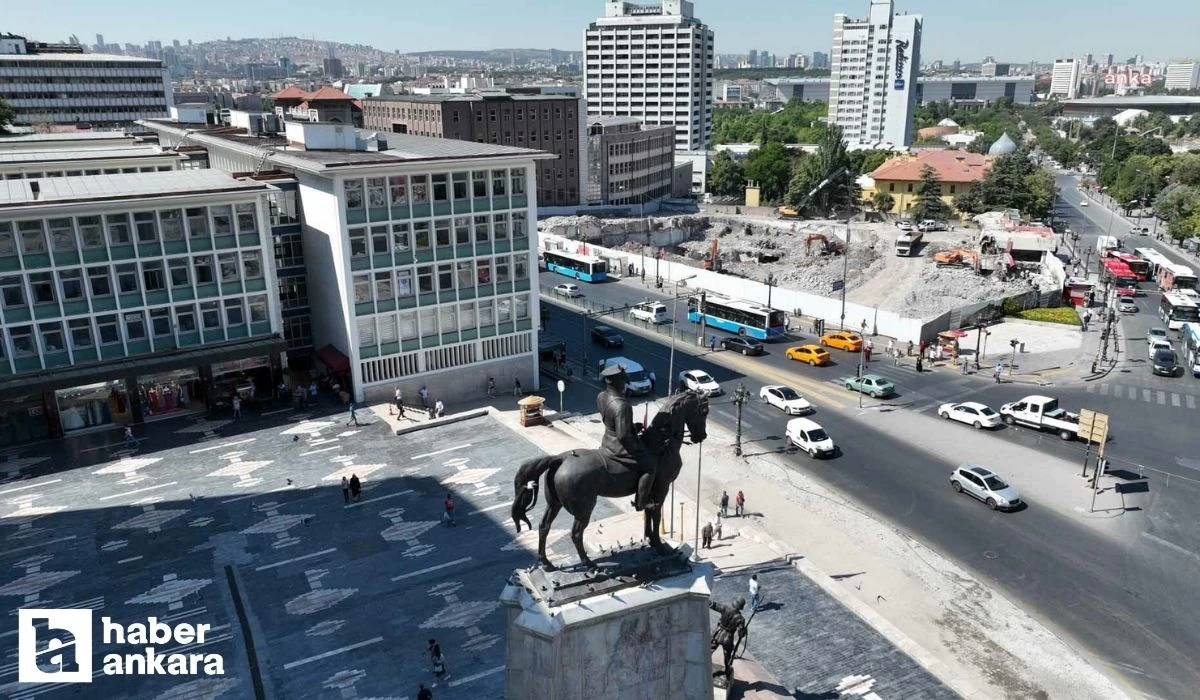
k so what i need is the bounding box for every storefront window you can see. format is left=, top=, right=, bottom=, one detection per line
left=211, top=356, right=271, bottom=405
left=56, top=381, right=131, bottom=432
left=138, top=369, right=200, bottom=418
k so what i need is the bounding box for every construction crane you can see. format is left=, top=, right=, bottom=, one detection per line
left=776, top=166, right=850, bottom=219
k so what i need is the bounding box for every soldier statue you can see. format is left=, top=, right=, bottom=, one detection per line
left=710, top=597, right=748, bottom=688
left=596, top=364, right=658, bottom=511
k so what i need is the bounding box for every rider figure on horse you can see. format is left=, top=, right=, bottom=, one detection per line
left=597, top=364, right=657, bottom=511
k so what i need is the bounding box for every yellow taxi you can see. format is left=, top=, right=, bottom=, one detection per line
left=785, top=344, right=831, bottom=366
left=820, top=331, right=863, bottom=352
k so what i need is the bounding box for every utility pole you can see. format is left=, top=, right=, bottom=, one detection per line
left=732, top=384, right=749, bottom=456
left=698, top=290, right=708, bottom=348
left=668, top=275, right=697, bottom=395
left=859, top=321, right=867, bottom=409
left=766, top=273, right=775, bottom=309
left=582, top=311, right=590, bottom=377
left=839, top=222, right=850, bottom=330
left=1009, top=338, right=1019, bottom=377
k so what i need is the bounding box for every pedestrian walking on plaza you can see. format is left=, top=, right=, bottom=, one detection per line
left=863, top=346, right=871, bottom=363
left=916, top=355, right=924, bottom=373
left=866, top=338, right=874, bottom=354
left=961, top=356, right=969, bottom=375
left=432, top=650, right=447, bottom=680
left=349, top=474, right=362, bottom=501
left=346, top=401, right=361, bottom=427
left=907, top=340, right=914, bottom=357
left=994, top=364, right=1003, bottom=384
left=123, top=425, right=137, bottom=449
left=735, top=490, right=745, bottom=517
left=886, top=339, right=894, bottom=356
left=714, top=511, right=724, bottom=540
left=341, top=477, right=351, bottom=504
left=749, top=574, right=761, bottom=611
left=419, top=385, right=429, bottom=407
left=701, top=521, right=714, bottom=549
left=417, top=684, right=433, bottom=700
left=392, top=387, right=403, bottom=416
left=428, top=639, right=441, bottom=665
left=487, top=377, right=496, bottom=397
left=719, top=490, right=729, bottom=518
left=232, top=394, right=242, bottom=419
left=648, top=370, right=657, bottom=395
left=513, top=377, right=523, bottom=397
left=708, top=335, right=717, bottom=353
left=443, top=493, right=456, bottom=526
left=309, top=381, right=318, bottom=403
left=434, top=399, right=445, bottom=418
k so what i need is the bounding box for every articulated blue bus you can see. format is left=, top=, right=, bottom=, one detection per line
left=543, top=250, right=608, bottom=282
left=687, top=293, right=787, bottom=341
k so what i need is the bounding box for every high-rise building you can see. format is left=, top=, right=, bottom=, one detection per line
left=323, top=57, right=344, bottom=79
left=748, top=49, right=758, bottom=67
left=981, top=62, right=1009, bottom=78
left=1165, top=62, right=1200, bottom=91
left=94, top=33, right=104, bottom=50
left=1049, top=58, right=1081, bottom=99
left=1104, top=53, right=1114, bottom=67
left=812, top=51, right=829, bottom=69
left=827, top=0, right=922, bottom=148
left=583, top=0, right=715, bottom=152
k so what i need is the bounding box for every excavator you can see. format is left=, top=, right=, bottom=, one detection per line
left=933, top=248, right=980, bottom=269
left=804, top=233, right=843, bottom=255
left=702, top=237, right=721, bottom=271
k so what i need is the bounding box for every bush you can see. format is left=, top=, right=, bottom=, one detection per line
left=1010, top=307, right=1080, bottom=326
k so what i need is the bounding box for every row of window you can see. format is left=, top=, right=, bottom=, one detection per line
left=356, top=294, right=532, bottom=347
left=0, top=294, right=270, bottom=360
left=0, top=204, right=259, bottom=257
left=1, top=164, right=174, bottom=180
left=8, top=92, right=169, bottom=100
left=350, top=213, right=528, bottom=259
left=3, top=77, right=165, bottom=85
left=352, top=254, right=530, bottom=304
left=343, top=169, right=526, bottom=212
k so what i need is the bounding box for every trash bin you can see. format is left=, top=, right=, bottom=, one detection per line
left=1019, top=342, right=1026, bottom=353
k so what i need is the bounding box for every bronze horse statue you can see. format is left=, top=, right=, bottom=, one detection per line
left=511, top=391, right=709, bottom=570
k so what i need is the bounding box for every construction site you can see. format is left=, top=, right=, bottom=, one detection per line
left=539, top=210, right=1065, bottom=320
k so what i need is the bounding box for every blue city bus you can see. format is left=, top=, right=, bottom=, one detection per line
left=542, top=250, right=609, bottom=282
left=687, top=293, right=787, bottom=340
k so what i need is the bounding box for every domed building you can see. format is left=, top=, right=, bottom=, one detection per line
left=988, top=132, right=1018, bottom=156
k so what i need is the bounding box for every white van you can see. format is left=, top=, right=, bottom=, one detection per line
left=785, top=417, right=835, bottom=459
left=630, top=302, right=670, bottom=324
left=599, top=357, right=653, bottom=395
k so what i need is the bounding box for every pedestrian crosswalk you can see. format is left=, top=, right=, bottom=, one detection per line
left=1086, top=381, right=1199, bottom=409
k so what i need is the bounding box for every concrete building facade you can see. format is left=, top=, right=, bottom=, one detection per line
left=763, top=76, right=1035, bottom=108
left=0, top=171, right=284, bottom=447
left=1165, top=62, right=1200, bottom=92
left=828, top=0, right=922, bottom=148
left=361, top=92, right=585, bottom=207
left=0, top=34, right=172, bottom=128
left=584, top=0, right=715, bottom=152
left=1050, top=59, right=1082, bottom=99
left=585, top=116, right=675, bottom=206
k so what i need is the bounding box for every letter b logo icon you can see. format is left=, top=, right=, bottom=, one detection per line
left=18, top=609, right=93, bottom=683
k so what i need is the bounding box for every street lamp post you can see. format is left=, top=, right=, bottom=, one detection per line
left=732, top=383, right=749, bottom=456
left=1009, top=338, right=1019, bottom=377
left=839, top=222, right=851, bottom=330
left=858, top=320, right=867, bottom=409
left=668, top=275, right=697, bottom=396
left=766, top=273, right=776, bottom=309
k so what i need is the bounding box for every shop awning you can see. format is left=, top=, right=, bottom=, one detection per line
left=315, top=345, right=350, bottom=374
left=0, top=335, right=286, bottom=398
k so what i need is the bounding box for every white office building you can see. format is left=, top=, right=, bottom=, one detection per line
left=827, top=0, right=922, bottom=148
left=1050, top=59, right=1082, bottom=99
left=584, top=0, right=715, bottom=153
left=1165, top=62, right=1200, bottom=92
left=0, top=34, right=172, bottom=128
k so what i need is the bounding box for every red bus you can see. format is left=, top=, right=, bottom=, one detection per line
left=1106, top=251, right=1150, bottom=281
left=1102, top=259, right=1138, bottom=296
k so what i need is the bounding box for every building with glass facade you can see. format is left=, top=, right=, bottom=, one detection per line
left=0, top=170, right=285, bottom=447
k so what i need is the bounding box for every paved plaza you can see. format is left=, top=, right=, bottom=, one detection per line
left=0, top=408, right=617, bottom=699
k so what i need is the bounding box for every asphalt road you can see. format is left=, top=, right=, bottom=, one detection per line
left=539, top=230, right=1200, bottom=698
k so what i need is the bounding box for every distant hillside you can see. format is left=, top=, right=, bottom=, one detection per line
left=403, top=49, right=574, bottom=63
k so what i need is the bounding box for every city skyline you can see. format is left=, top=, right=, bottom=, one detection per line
left=5, top=0, right=1198, bottom=65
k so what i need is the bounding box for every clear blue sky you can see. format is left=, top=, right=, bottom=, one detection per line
left=8, top=0, right=1198, bottom=63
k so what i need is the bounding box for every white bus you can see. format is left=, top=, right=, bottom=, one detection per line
left=1158, top=262, right=1199, bottom=292
left=1159, top=291, right=1200, bottom=330
left=1182, top=323, right=1200, bottom=377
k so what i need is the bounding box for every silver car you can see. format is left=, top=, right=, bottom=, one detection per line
left=950, top=465, right=1021, bottom=511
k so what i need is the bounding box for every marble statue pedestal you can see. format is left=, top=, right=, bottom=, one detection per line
left=500, top=543, right=714, bottom=700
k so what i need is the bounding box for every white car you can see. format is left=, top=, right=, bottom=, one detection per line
left=1148, top=338, right=1173, bottom=360
left=759, top=385, right=813, bottom=415
left=1079, top=200, right=1089, bottom=207
left=1147, top=327, right=1169, bottom=345
left=553, top=283, right=582, bottom=298
left=678, top=369, right=722, bottom=396
left=938, top=401, right=1002, bottom=430
left=630, top=302, right=669, bottom=324
left=786, top=417, right=835, bottom=459
left=1117, top=297, right=1137, bottom=313
left=950, top=465, right=1022, bottom=511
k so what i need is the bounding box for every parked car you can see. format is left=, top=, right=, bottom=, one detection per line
left=999, top=395, right=1082, bottom=441
left=896, top=220, right=915, bottom=231
left=843, top=374, right=895, bottom=398
left=1117, top=297, right=1138, bottom=313
left=950, top=465, right=1022, bottom=511
left=759, top=385, right=813, bottom=415
left=1147, top=327, right=1169, bottom=345
left=630, top=302, right=669, bottom=324
left=1152, top=348, right=1180, bottom=377
left=937, top=402, right=1002, bottom=429
left=553, top=283, right=583, bottom=298
left=591, top=325, right=624, bottom=348
left=1148, top=338, right=1173, bottom=360
left=721, top=336, right=764, bottom=356
left=785, top=344, right=831, bottom=366
left=785, top=417, right=835, bottom=459
left=820, top=331, right=863, bottom=352
left=678, top=369, right=722, bottom=396
left=917, top=220, right=949, bottom=232
left=1131, top=226, right=1150, bottom=236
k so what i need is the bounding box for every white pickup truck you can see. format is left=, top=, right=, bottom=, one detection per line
left=998, top=395, right=1082, bottom=441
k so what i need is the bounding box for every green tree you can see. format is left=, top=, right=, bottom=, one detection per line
left=856, top=149, right=892, bottom=175
left=1113, top=154, right=1165, bottom=209
left=1168, top=153, right=1200, bottom=186
left=707, top=150, right=746, bottom=197
left=0, top=96, right=14, bottom=135
left=953, top=185, right=986, bottom=216
left=742, top=143, right=794, bottom=203
left=975, top=149, right=1036, bottom=213
left=1154, top=184, right=1200, bottom=225
left=1024, top=169, right=1058, bottom=220
left=785, top=123, right=858, bottom=214
left=966, top=133, right=991, bottom=154
left=910, top=165, right=952, bottom=221
left=711, top=100, right=828, bottom=145
left=871, top=190, right=896, bottom=215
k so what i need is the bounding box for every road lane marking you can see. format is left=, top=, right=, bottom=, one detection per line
left=1112, top=384, right=1122, bottom=398
left=190, top=438, right=255, bottom=454
left=449, top=665, right=505, bottom=687
left=1099, top=383, right=1109, bottom=395
left=411, top=443, right=472, bottom=460
left=470, top=502, right=510, bottom=515
left=1143, top=389, right=1152, bottom=403
left=1157, top=390, right=1166, bottom=405
left=256, top=547, right=338, bottom=571
left=391, top=556, right=472, bottom=581
left=300, top=445, right=341, bottom=456
left=0, top=536, right=76, bottom=558
left=98, top=482, right=177, bottom=500
left=344, top=489, right=413, bottom=509
left=1171, top=393, right=1181, bottom=407
left=283, top=637, right=383, bottom=670
left=1188, top=395, right=1196, bottom=409
left=0, top=479, right=60, bottom=496
left=117, top=556, right=143, bottom=564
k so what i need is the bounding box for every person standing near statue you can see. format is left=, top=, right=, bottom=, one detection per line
left=710, top=596, right=748, bottom=687
left=597, top=364, right=657, bottom=511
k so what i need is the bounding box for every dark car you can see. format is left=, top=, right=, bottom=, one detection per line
left=591, top=325, right=624, bottom=348
left=721, top=336, right=764, bottom=355
left=1152, top=348, right=1179, bottom=377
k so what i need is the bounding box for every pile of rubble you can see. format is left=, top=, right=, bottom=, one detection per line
left=896, top=265, right=1037, bottom=318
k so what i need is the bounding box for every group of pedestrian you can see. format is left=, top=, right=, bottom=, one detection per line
left=719, top=490, right=746, bottom=518
left=340, top=474, right=362, bottom=504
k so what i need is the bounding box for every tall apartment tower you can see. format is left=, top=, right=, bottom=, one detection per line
left=584, top=0, right=715, bottom=152
left=1049, top=58, right=1081, bottom=99
left=828, top=0, right=922, bottom=148
left=1165, top=62, right=1200, bottom=91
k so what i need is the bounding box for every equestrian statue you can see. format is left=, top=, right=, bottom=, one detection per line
left=511, top=364, right=709, bottom=570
